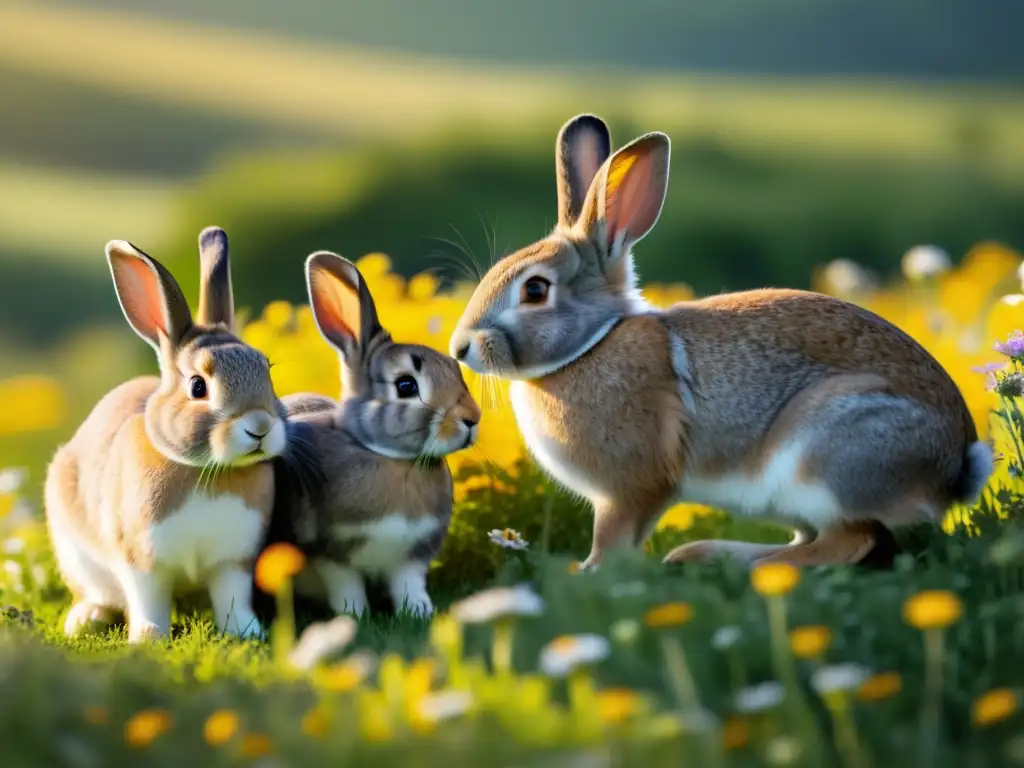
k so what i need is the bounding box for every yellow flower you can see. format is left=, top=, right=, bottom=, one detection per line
left=788, top=625, right=832, bottom=659
left=751, top=563, right=800, bottom=597
left=643, top=602, right=693, bottom=629
left=857, top=672, right=903, bottom=702
left=567, top=561, right=582, bottom=575
left=360, top=691, right=394, bottom=742
left=972, top=689, right=1019, bottom=727
left=301, top=706, right=328, bottom=738
left=596, top=688, right=643, bottom=725
left=902, top=590, right=963, bottom=630
left=254, top=543, right=307, bottom=594
left=240, top=733, right=273, bottom=758
left=316, top=661, right=365, bottom=693
left=203, top=709, right=240, bottom=746
left=722, top=716, right=750, bottom=750
left=124, top=709, right=172, bottom=748
left=429, top=614, right=462, bottom=655
left=83, top=706, right=108, bottom=725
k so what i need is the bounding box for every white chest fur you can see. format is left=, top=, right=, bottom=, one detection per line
left=149, top=493, right=264, bottom=585
left=509, top=381, right=608, bottom=502
left=679, top=439, right=841, bottom=529
left=332, top=514, right=440, bottom=575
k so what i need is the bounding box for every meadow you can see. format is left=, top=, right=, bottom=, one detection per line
left=3, top=4, right=1024, bottom=765
left=2, top=243, right=1024, bottom=766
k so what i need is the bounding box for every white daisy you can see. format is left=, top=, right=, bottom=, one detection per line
left=288, top=615, right=359, bottom=670
left=0, top=468, right=26, bottom=496
left=811, top=663, right=871, bottom=695
left=822, top=259, right=873, bottom=296
left=609, top=618, right=640, bottom=646
left=734, top=681, right=785, bottom=713
left=539, top=634, right=611, bottom=678
left=450, top=584, right=544, bottom=624
left=711, top=625, right=742, bottom=651
left=2, top=537, right=24, bottom=556
left=487, top=528, right=529, bottom=551
left=416, top=689, right=474, bottom=724
left=901, top=245, right=951, bottom=282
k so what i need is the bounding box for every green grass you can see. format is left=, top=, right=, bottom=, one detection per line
left=2, top=481, right=1024, bottom=766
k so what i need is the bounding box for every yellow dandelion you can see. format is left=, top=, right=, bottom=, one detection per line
left=83, top=706, right=108, bottom=725
left=568, top=561, right=582, bottom=575
left=643, top=602, right=693, bottom=629
left=124, top=708, right=172, bottom=748
left=902, top=590, right=963, bottom=630
left=360, top=692, right=394, bottom=742
left=316, top=662, right=365, bottom=693
left=788, top=626, right=832, bottom=659
left=301, top=707, right=328, bottom=738
left=203, top=709, right=240, bottom=746
left=254, top=543, right=307, bottom=595
left=240, top=733, right=273, bottom=758
left=751, top=563, right=800, bottom=597
left=857, top=672, right=903, bottom=702
left=723, top=716, right=750, bottom=750
left=972, top=689, right=1019, bottom=727
left=429, top=614, right=462, bottom=655
left=596, top=688, right=643, bottom=725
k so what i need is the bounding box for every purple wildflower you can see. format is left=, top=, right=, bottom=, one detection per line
left=995, top=331, right=1024, bottom=360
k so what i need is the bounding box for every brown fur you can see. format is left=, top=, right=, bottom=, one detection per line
left=450, top=114, right=989, bottom=571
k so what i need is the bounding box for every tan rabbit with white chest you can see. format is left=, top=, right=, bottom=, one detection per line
left=449, top=114, right=993, bottom=570
left=269, top=252, right=480, bottom=618
left=45, top=228, right=289, bottom=642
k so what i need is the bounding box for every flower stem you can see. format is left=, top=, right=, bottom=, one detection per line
left=492, top=618, right=514, bottom=677
left=660, top=634, right=724, bottom=767
left=827, top=692, right=869, bottom=768
left=272, top=579, right=295, bottom=669
left=766, top=596, right=826, bottom=765
left=919, top=628, right=946, bottom=768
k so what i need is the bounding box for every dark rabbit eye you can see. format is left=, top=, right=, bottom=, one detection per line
left=395, top=375, right=419, bottom=399
left=521, top=276, right=550, bottom=305
left=188, top=375, right=208, bottom=400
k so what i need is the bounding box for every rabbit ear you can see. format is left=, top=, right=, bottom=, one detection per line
left=106, top=240, right=193, bottom=351
left=577, top=132, right=671, bottom=264
left=305, top=251, right=384, bottom=364
left=555, top=114, right=612, bottom=228
left=196, top=226, right=235, bottom=330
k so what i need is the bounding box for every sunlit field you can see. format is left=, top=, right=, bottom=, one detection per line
left=2, top=243, right=1024, bottom=765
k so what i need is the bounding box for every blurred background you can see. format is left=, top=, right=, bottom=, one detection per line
left=2, top=0, right=1024, bottom=513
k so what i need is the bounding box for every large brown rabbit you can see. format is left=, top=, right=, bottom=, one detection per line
left=448, top=114, right=992, bottom=570
left=45, top=228, right=289, bottom=642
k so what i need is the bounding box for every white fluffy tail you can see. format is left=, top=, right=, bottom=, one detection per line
left=952, top=441, right=995, bottom=504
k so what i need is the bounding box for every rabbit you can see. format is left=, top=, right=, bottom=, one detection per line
left=44, top=227, right=289, bottom=643
left=448, top=113, right=993, bottom=571
left=266, top=251, right=481, bottom=619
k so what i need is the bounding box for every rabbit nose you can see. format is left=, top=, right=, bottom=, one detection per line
left=245, top=428, right=269, bottom=440
left=453, top=341, right=470, bottom=361
left=462, top=418, right=478, bottom=428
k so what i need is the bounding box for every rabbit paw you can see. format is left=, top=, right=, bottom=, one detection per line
left=64, top=601, right=116, bottom=637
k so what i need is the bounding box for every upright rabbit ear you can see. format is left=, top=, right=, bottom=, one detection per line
left=305, top=251, right=384, bottom=364
left=555, top=114, right=612, bottom=228
left=196, top=226, right=235, bottom=330
left=577, top=132, right=671, bottom=267
left=106, top=240, right=194, bottom=352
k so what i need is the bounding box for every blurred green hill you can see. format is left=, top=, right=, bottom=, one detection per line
left=43, top=0, right=1024, bottom=81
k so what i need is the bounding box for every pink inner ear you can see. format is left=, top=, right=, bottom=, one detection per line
left=604, top=147, right=663, bottom=247
left=118, top=257, right=167, bottom=339
left=310, top=269, right=360, bottom=343
left=575, top=132, right=603, bottom=194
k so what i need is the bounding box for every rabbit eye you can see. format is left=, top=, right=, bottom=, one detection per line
left=395, top=375, right=419, bottom=399
left=188, top=375, right=208, bottom=400
left=520, top=276, right=551, bottom=305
